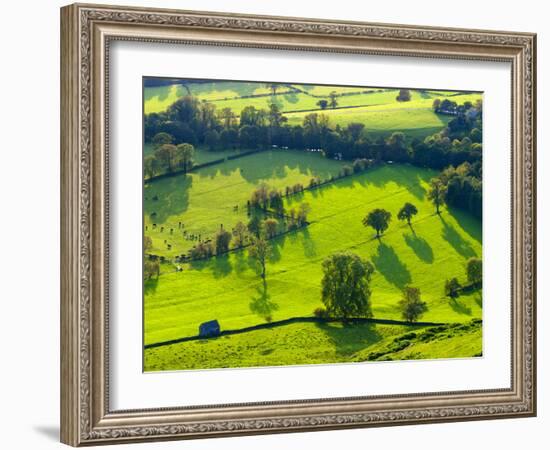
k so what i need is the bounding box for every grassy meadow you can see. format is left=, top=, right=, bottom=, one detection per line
left=144, top=160, right=481, bottom=346
left=144, top=80, right=477, bottom=140
left=143, top=79, right=483, bottom=372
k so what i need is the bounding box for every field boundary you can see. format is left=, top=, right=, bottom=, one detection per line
left=144, top=316, right=448, bottom=349
left=145, top=148, right=267, bottom=182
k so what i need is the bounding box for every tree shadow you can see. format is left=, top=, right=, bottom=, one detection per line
left=144, top=277, right=159, bottom=295
left=388, top=165, right=428, bottom=200
left=300, top=227, right=317, bottom=258
left=234, top=250, right=248, bottom=274
left=446, top=207, right=482, bottom=243
left=440, top=217, right=477, bottom=258
left=315, top=322, right=383, bottom=357
left=449, top=298, right=472, bottom=316
left=268, top=240, right=282, bottom=263
left=283, top=91, right=300, bottom=104
left=403, top=232, right=434, bottom=263
left=211, top=254, right=232, bottom=278
left=249, top=279, right=279, bottom=319
left=371, top=242, right=412, bottom=288
left=474, top=292, right=483, bottom=308
left=144, top=175, right=192, bottom=224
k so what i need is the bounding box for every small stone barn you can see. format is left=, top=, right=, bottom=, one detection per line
left=199, top=320, right=220, bottom=338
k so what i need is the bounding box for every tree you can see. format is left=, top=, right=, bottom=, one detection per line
left=316, top=99, right=328, bottom=110
left=397, top=202, right=418, bottom=226
left=154, top=144, right=177, bottom=172
left=398, top=286, right=427, bottom=322
left=144, top=235, right=153, bottom=253
left=239, top=125, right=262, bottom=149
left=144, top=258, right=160, bottom=280
left=432, top=98, right=441, bottom=111
left=160, top=121, right=197, bottom=145
left=189, top=241, right=214, bottom=259
left=346, top=123, right=365, bottom=141
left=168, top=95, right=199, bottom=123
left=219, top=107, right=237, bottom=129
left=396, top=89, right=411, bottom=102
left=428, top=178, right=447, bottom=214
left=263, top=218, right=278, bottom=239
left=296, top=202, right=311, bottom=225
left=249, top=235, right=269, bottom=279
left=152, top=132, right=174, bottom=147
left=362, top=208, right=392, bottom=238
left=268, top=189, right=284, bottom=213
left=144, top=155, right=160, bottom=179
left=266, top=83, right=278, bottom=96
left=445, top=277, right=461, bottom=300
left=321, top=252, right=375, bottom=318
left=466, top=257, right=482, bottom=286
left=219, top=128, right=239, bottom=149
left=328, top=91, right=338, bottom=109
left=250, top=184, right=269, bottom=209
left=175, top=143, right=194, bottom=173
left=232, top=221, right=249, bottom=248
left=204, top=129, right=220, bottom=151
left=214, top=228, right=232, bottom=254
left=240, top=106, right=266, bottom=128
left=247, top=215, right=262, bottom=237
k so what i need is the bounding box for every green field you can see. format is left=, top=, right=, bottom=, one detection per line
left=144, top=152, right=482, bottom=369
left=145, top=320, right=482, bottom=371
left=143, top=79, right=482, bottom=371
left=144, top=149, right=346, bottom=258
left=144, top=80, right=481, bottom=141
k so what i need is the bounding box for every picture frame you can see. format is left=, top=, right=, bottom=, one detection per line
left=60, top=2, right=536, bottom=446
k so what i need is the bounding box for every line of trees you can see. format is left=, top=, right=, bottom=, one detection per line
left=144, top=136, right=195, bottom=179
left=145, top=94, right=482, bottom=166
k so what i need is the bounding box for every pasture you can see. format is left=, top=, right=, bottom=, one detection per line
left=143, top=79, right=483, bottom=371
left=144, top=154, right=482, bottom=369
left=145, top=319, right=482, bottom=371
left=144, top=149, right=346, bottom=258
left=144, top=79, right=481, bottom=140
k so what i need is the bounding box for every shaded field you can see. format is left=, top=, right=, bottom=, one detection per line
left=144, top=319, right=481, bottom=371
left=144, top=161, right=482, bottom=347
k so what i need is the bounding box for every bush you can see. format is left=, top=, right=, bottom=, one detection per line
left=313, top=307, right=329, bottom=319
left=188, top=241, right=214, bottom=260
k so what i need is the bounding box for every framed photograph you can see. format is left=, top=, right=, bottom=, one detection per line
left=60, top=3, right=537, bottom=446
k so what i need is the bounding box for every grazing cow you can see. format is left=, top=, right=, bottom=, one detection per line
left=152, top=224, right=157, bottom=229
left=170, top=228, right=173, bottom=234
left=160, top=227, right=164, bottom=232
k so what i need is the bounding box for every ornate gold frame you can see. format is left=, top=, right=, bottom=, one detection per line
left=60, top=3, right=536, bottom=446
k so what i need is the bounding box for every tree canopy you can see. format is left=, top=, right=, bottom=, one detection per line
left=321, top=252, right=375, bottom=318
left=466, top=257, right=482, bottom=286
left=397, top=202, right=418, bottom=225
left=363, top=208, right=392, bottom=237
left=398, top=285, right=427, bottom=322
